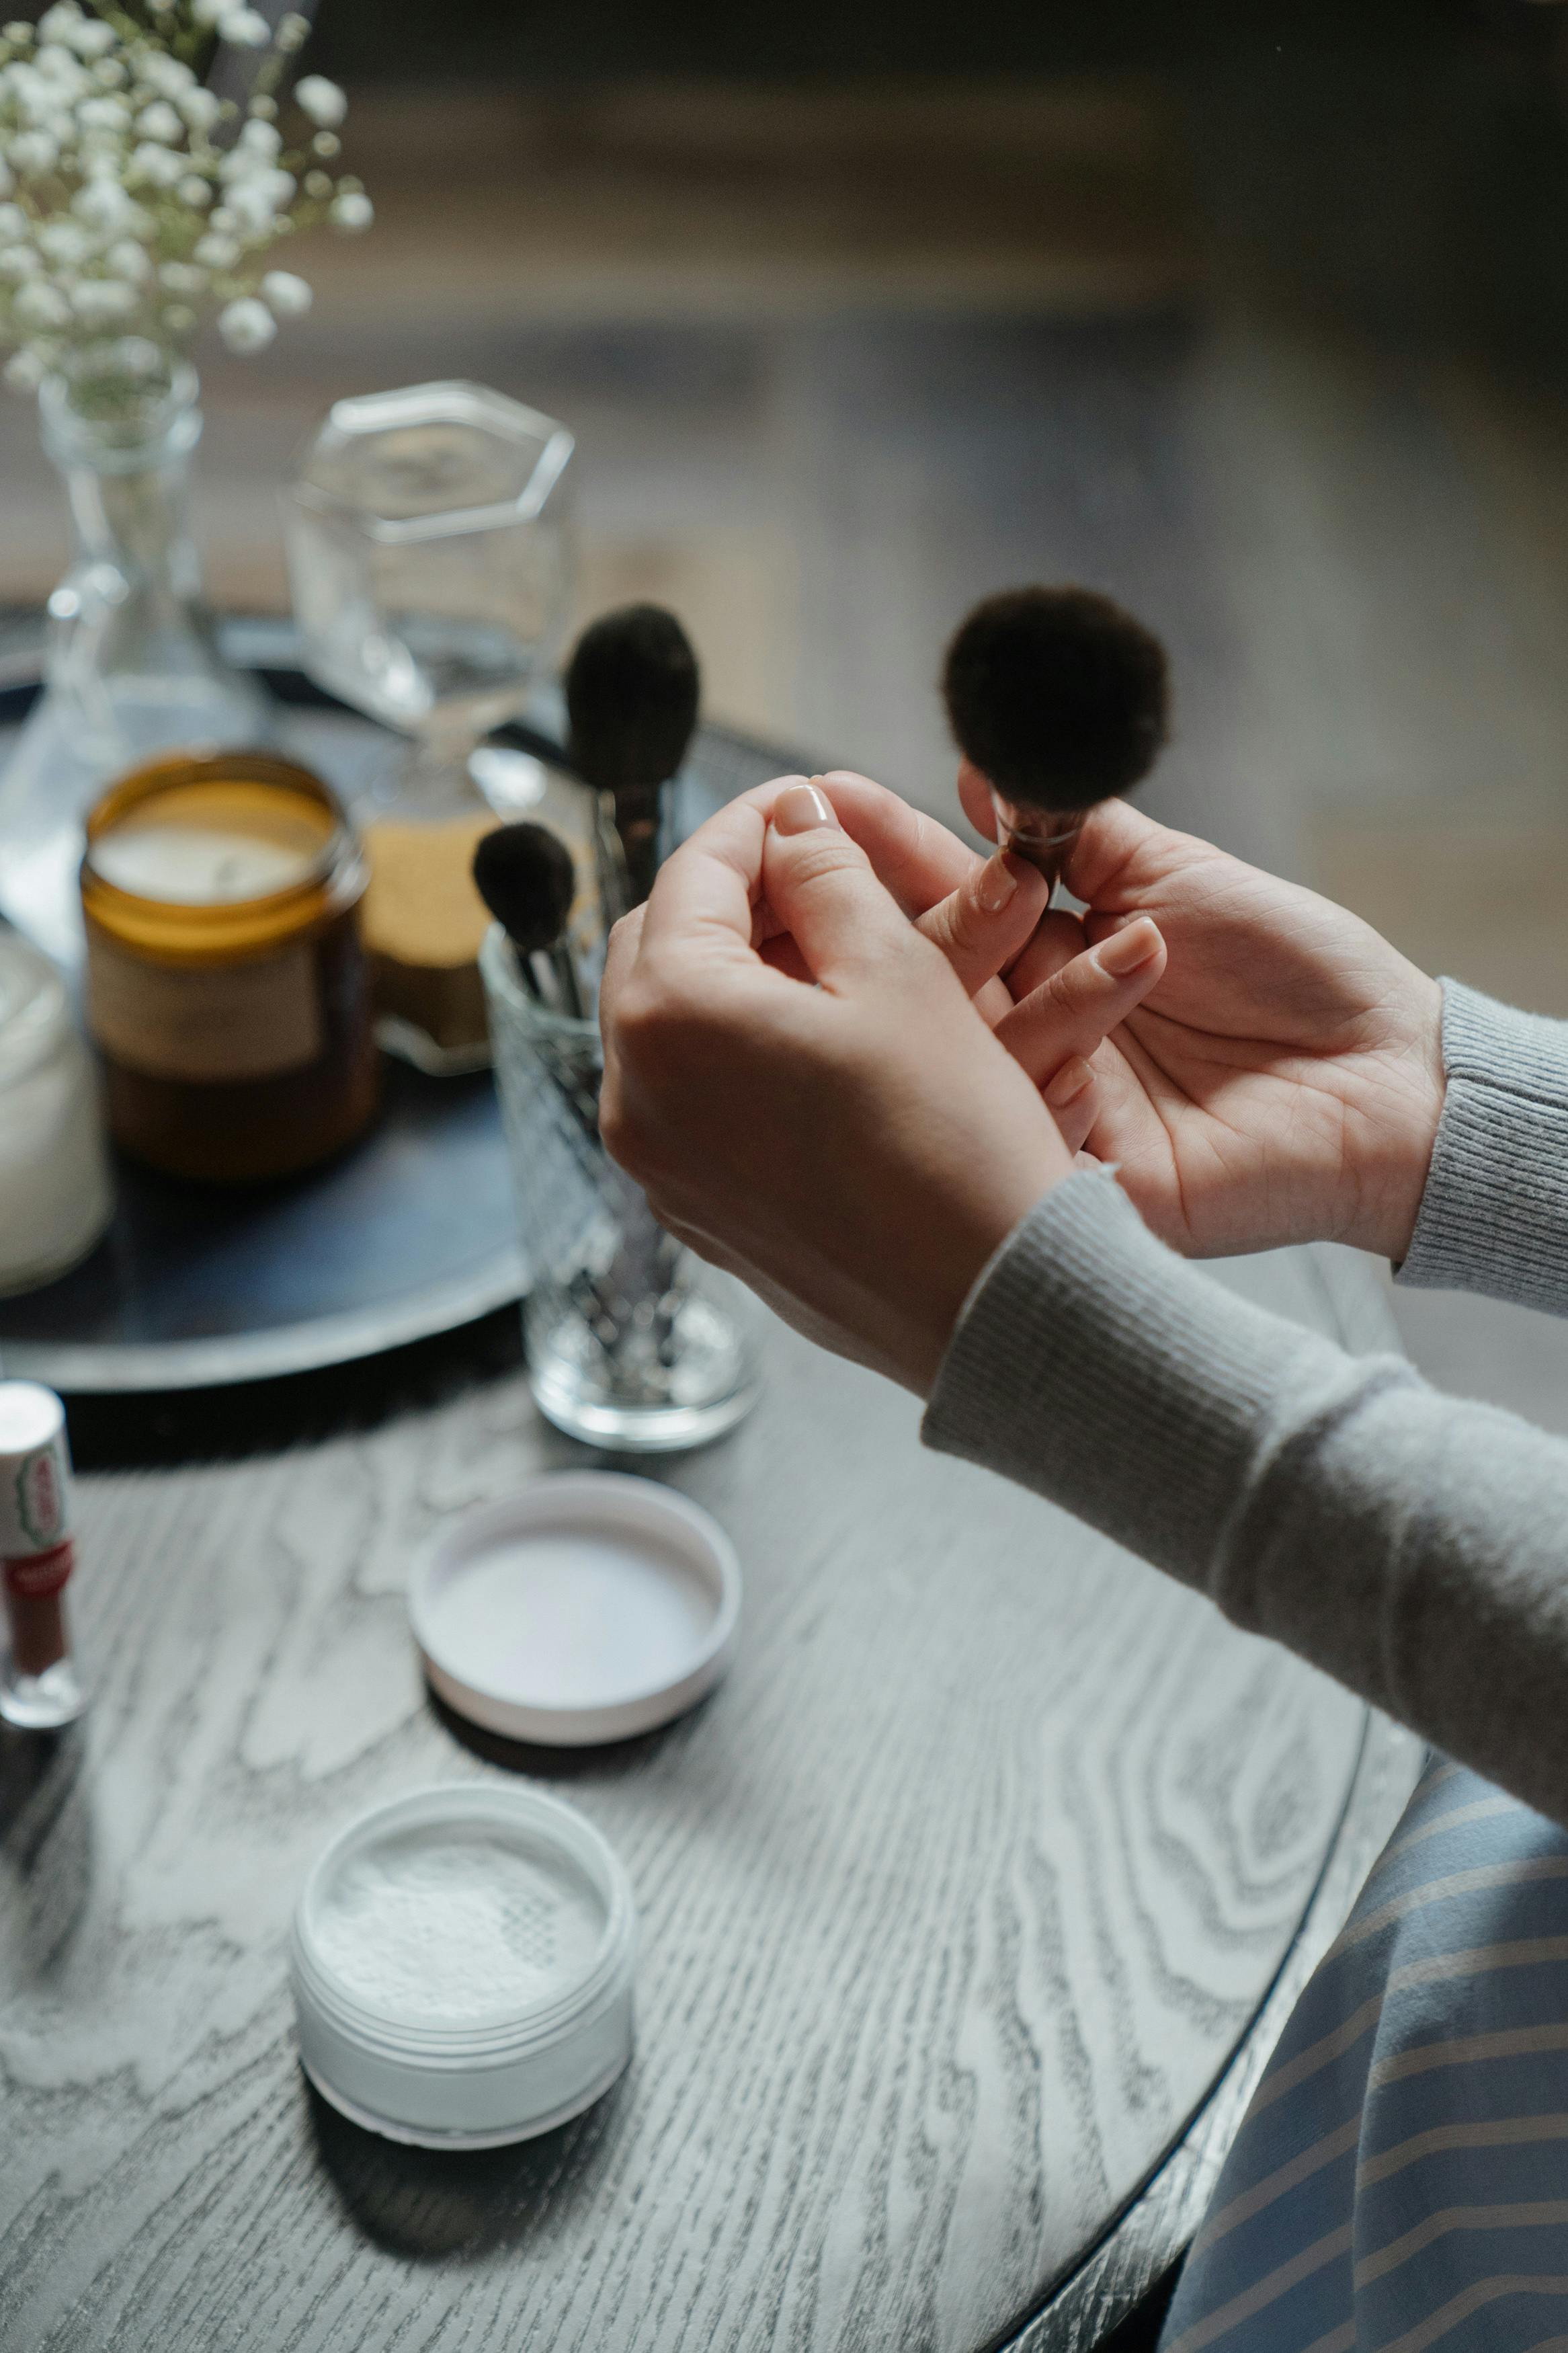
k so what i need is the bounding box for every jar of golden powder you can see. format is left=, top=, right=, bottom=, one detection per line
left=81, top=752, right=378, bottom=1184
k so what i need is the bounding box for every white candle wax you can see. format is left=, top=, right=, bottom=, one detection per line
left=91, top=819, right=320, bottom=906
left=0, top=935, right=112, bottom=1296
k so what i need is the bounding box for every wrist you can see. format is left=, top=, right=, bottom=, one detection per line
left=1354, top=974, right=1446, bottom=1262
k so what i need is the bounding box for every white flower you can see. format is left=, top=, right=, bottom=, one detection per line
left=65, top=18, right=117, bottom=58
left=161, top=300, right=194, bottom=333
left=190, top=0, right=226, bottom=19
left=71, top=276, right=137, bottom=321
left=73, top=175, right=136, bottom=231
left=237, top=117, right=281, bottom=159
left=105, top=237, right=149, bottom=281
left=13, top=277, right=71, bottom=327
left=0, top=200, right=26, bottom=239
left=128, top=140, right=185, bottom=188
left=137, top=54, right=194, bottom=97
left=193, top=230, right=239, bottom=268
left=9, top=130, right=58, bottom=175
left=302, top=167, right=332, bottom=199
left=0, top=245, right=39, bottom=278
left=178, top=86, right=220, bottom=132
left=75, top=93, right=130, bottom=130
left=4, top=347, right=46, bottom=392
left=36, top=219, right=89, bottom=264
left=260, top=266, right=310, bottom=315
left=220, top=9, right=271, bottom=47
left=329, top=190, right=373, bottom=233
left=292, top=75, right=346, bottom=130
left=135, top=99, right=183, bottom=145
left=34, top=42, right=88, bottom=89
left=176, top=174, right=212, bottom=209
left=218, top=294, right=274, bottom=350
left=0, top=158, right=11, bottom=196
left=224, top=168, right=292, bottom=233
left=93, top=56, right=126, bottom=85
left=158, top=259, right=206, bottom=293
left=36, top=3, right=81, bottom=37
left=2, top=21, right=35, bottom=40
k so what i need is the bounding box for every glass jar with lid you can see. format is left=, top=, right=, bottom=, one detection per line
left=80, top=751, right=378, bottom=1185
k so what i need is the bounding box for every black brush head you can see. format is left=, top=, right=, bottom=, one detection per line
left=942, top=586, right=1169, bottom=811
left=472, top=822, right=577, bottom=955
left=564, top=604, right=701, bottom=797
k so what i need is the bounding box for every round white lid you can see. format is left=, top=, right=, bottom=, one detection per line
left=409, top=1472, right=741, bottom=1747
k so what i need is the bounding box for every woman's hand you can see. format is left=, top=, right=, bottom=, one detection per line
left=601, top=782, right=1090, bottom=1394
left=956, top=762, right=1446, bottom=1261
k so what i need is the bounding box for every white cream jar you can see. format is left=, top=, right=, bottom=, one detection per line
left=290, top=1783, right=636, bottom=2149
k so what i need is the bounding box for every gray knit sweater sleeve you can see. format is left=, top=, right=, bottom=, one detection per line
left=923, top=1163, right=1568, bottom=1829
left=1398, top=978, right=1568, bottom=1311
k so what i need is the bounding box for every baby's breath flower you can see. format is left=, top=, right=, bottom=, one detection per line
left=105, top=237, right=149, bottom=281
left=76, top=94, right=130, bottom=132
left=175, top=173, right=211, bottom=209
left=2, top=24, right=34, bottom=44
left=160, top=300, right=193, bottom=333
left=73, top=176, right=136, bottom=231
left=159, top=259, right=206, bottom=293
left=220, top=10, right=272, bottom=48
left=193, top=229, right=239, bottom=268
left=238, top=118, right=281, bottom=158
left=293, top=75, right=347, bottom=130
left=329, top=189, right=372, bottom=232
left=311, top=130, right=339, bottom=158
left=65, top=19, right=116, bottom=60
left=179, top=86, right=220, bottom=132
left=4, top=346, right=45, bottom=391
left=135, top=99, right=183, bottom=145
left=71, top=276, right=136, bottom=323
left=276, top=12, right=310, bottom=50
left=260, top=266, right=310, bottom=315
left=36, top=3, right=81, bottom=37
left=302, top=167, right=331, bottom=198
left=10, top=130, right=60, bottom=176
left=0, top=157, right=12, bottom=196
left=0, top=200, right=26, bottom=239
left=13, top=278, right=71, bottom=328
left=37, top=220, right=89, bottom=265
left=93, top=56, right=126, bottom=86
left=0, top=245, right=40, bottom=277
left=128, top=141, right=185, bottom=188
left=138, top=54, right=195, bottom=98
left=218, top=293, right=273, bottom=350
left=249, top=93, right=277, bottom=121
left=190, top=0, right=227, bottom=22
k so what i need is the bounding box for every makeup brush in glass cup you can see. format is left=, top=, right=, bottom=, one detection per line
left=942, top=587, right=1170, bottom=893
left=563, top=605, right=700, bottom=922
left=475, top=824, right=758, bottom=1453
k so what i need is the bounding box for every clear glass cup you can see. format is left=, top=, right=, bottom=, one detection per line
left=481, top=925, right=759, bottom=1453
left=284, top=380, right=575, bottom=1072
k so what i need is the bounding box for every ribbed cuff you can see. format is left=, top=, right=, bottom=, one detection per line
left=922, top=1169, right=1335, bottom=1593
left=1399, top=980, right=1568, bottom=1314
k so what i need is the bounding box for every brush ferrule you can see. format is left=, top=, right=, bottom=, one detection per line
left=990, top=793, right=1085, bottom=891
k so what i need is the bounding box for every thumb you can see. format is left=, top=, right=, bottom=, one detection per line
left=763, top=779, right=928, bottom=986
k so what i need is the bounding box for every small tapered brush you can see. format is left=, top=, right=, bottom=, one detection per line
left=472, top=822, right=585, bottom=1021
left=563, top=604, right=700, bottom=918
left=941, top=586, right=1170, bottom=891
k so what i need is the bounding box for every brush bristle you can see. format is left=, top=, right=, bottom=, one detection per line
left=941, top=586, right=1169, bottom=811
left=564, top=604, right=700, bottom=797
left=472, top=822, right=577, bottom=955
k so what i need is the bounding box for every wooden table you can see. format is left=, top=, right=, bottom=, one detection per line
left=0, top=1244, right=1419, bottom=2353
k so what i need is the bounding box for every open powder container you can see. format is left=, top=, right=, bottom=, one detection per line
left=410, top=1472, right=741, bottom=1746
left=290, top=1783, right=636, bottom=2149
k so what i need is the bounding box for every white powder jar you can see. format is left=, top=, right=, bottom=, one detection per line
left=290, top=1783, right=636, bottom=2149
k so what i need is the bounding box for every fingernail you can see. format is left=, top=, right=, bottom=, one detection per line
left=774, top=781, right=837, bottom=835
left=975, top=848, right=1021, bottom=914
left=1095, top=918, right=1161, bottom=977
left=1044, top=1055, right=1094, bottom=1108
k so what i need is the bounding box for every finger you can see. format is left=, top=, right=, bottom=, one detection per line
left=1002, top=906, right=1088, bottom=1000
left=1041, top=1053, right=1100, bottom=1154
left=1061, top=794, right=1201, bottom=910
left=638, top=792, right=778, bottom=973
left=817, top=770, right=982, bottom=918
left=958, top=757, right=999, bottom=842
left=915, top=847, right=1050, bottom=996
left=599, top=903, right=647, bottom=1035
left=760, top=780, right=934, bottom=988
left=996, top=916, right=1167, bottom=1088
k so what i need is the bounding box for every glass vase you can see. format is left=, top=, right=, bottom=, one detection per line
left=0, top=341, right=270, bottom=969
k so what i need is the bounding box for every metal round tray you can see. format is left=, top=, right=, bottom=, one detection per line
left=0, top=616, right=813, bottom=1394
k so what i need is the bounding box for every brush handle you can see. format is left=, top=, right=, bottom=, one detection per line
left=990, top=791, right=1087, bottom=895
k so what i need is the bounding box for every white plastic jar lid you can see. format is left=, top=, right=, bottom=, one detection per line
left=409, top=1472, right=741, bottom=1747
left=290, top=1782, right=636, bottom=2149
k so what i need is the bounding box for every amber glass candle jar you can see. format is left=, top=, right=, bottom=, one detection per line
left=81, top=752, right=378, bottom=1184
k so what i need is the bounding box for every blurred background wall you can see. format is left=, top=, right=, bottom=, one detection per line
left=7, top=0, right=1568, bottom=1405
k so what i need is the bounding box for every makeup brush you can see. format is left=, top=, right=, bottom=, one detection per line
left=472, top=822, right=586, bottom=1021
left=563, top=604, right=700, bottom=917
left=941, top=586, right=1170, bottom=891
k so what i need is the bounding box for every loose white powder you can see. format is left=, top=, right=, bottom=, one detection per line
left=312, top=1825, right=606, bottom=2024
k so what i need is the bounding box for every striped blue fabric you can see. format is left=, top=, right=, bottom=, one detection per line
left=1161, top=1756, right=1568, bottom=2353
